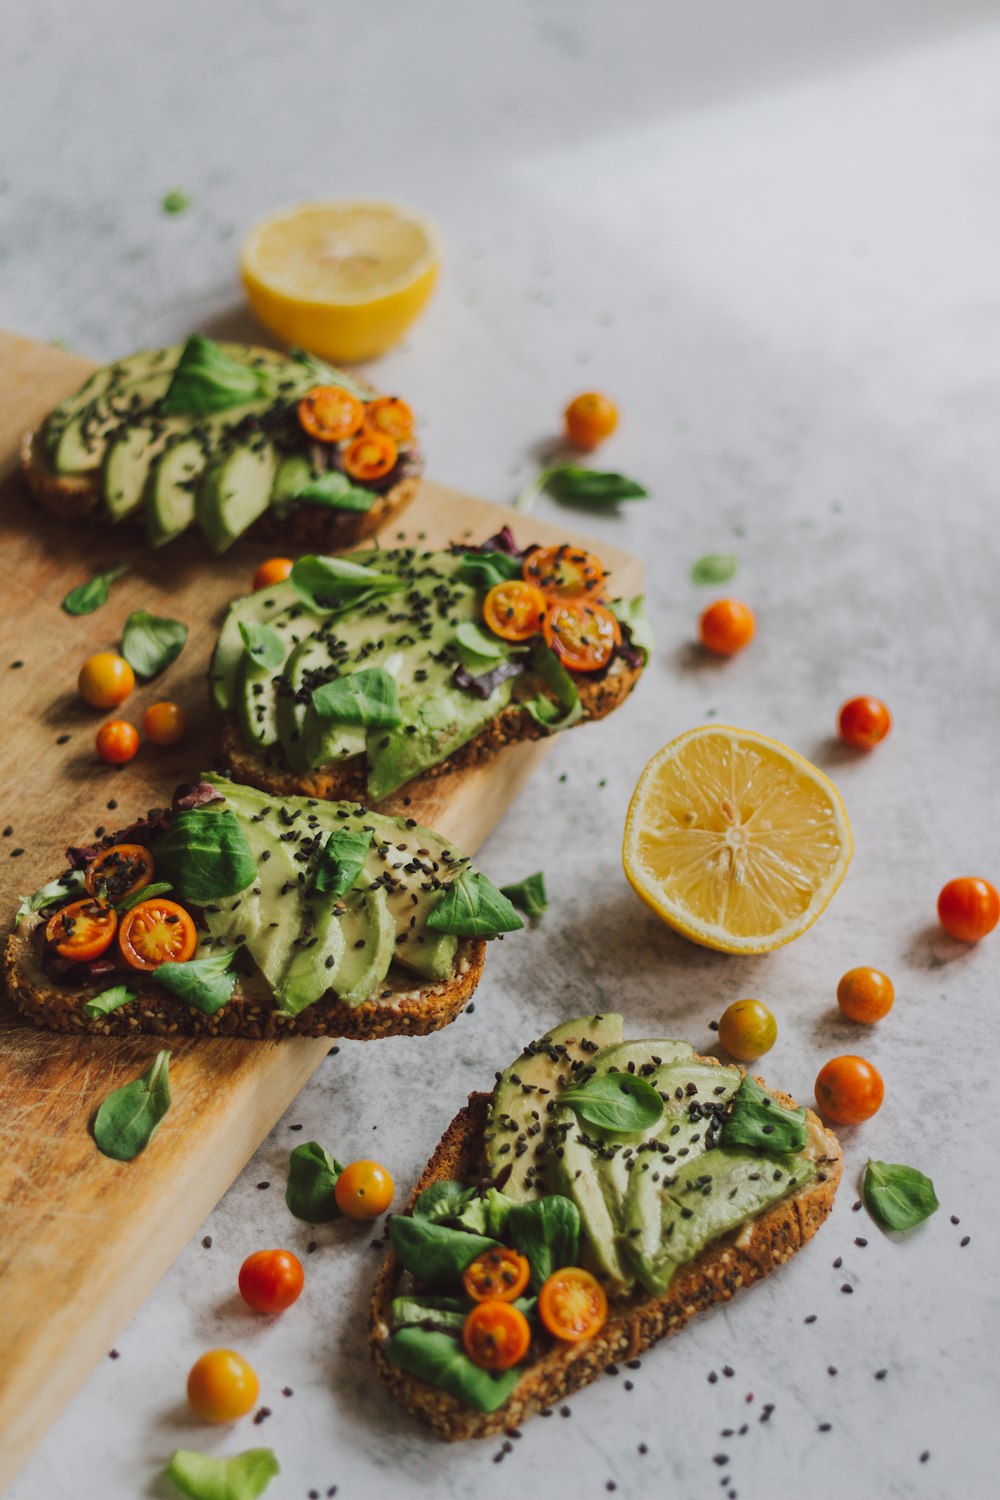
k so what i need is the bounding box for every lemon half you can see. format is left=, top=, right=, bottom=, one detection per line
left=623, top=726, right=852, bottom=953
left=241, top=200, right=441, bottom=363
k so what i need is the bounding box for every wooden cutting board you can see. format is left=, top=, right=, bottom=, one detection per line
left=0, top=328, right=643, bottom=1490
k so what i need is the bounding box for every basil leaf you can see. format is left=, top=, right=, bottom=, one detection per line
left=499, top=871, right=548, bottom=921
left=458, top=1187, right=513, bottom=1239
left=311, top=667, right=403, bottom=728
left=162, top=335, right=269, bottom=416
left=121, top=609, right=188, bottom=678
left=165, top=1447, right=279, bottom=1500
left=61, top=564, right=129, bottom=616
left=388, top=1216, right=501, bottom=1286
left=314, top=827, right=373, bottom=897
left=559, top=1072, right=664, bottom=1133
left=286, top=1140, right=343, bottom=1222
left=505, top=1195, right=580, bottom=1290
left=523, top=641, right=583, bottom=731
left=720, top=1074, right=808, bottom=1155
left=425, top=869, right=524, bottom=938
left=116, top=880, right=172, bottom=914
left=15, top=869, right=86, bottom=926
left=290, top=554, right=403, bottom=613
left=518, top=464, right=648, bottom=512
left=385, top=1327, right=522, bottom=1413
left=288, top=350, right=373, bottom=401
left=93, top=1049, right=171, bottom=1161
left=456, top=552, right=523, bottom=589
left=610, top=595, right=655, bottom=663
left=390, top=1295, right=470, bottom=1332
left=82, top=984, right=137, bottom=1020
left=454, top=622, right=507, bottom=664
left=413, top=1180, right=478, bottom=1224
left=691, top=553, right=738, bottom=585
left=239, top=619, right=286, bottom=671
left=295, top=471, right=376, bottom=512
left=863, top=1159, right=940, bottom=1233
left=154, top=949, right=238, bottom=1015
left=161, top=189, right=193, bottom=217
left=154, top=809, right=256, bottom=902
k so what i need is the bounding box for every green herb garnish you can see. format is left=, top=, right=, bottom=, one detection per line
left=516, top=464, right=648, bottom=514
left=559, top=1072, right=664, bottom=1133
left=82, top=985, right=137, bottom=1020
left=93, top=1049, right=172, bottom=1161
left=153, top=809, right=256, bottom=903
left=313, top=827, right=373, bottom=898
left=121, top=609, right=188, bottom=678
left=522, top=641, right=583, bottom=730
left=311, top=667, right=403, bottom=728
left=453, top=621, right=508, bottom=664
left=719, top=1074, right=808, bottom=1155
left=389, top=1216, right=501, bottom=1286
left=162, top=335, right=268, bottom=415
left=425, top=870, right=524, bottom=938
left=239, top=620, right=286, bottom=671
left=863, top=1159, right=940, bottom=1233
left=413, top=1180, right=479, bottom=1223
left=691, top=553, right=738, bottom=585
left=609, top=595, right=655, bottom=662
left=384, top=1327, right=521, bottom=1413
left=154, top=950, right=238, bottom=1015
left=294, top=471, right=376, bottom=512
left=499, top=871, right=548, bottom=921
left=15, top=870, right=86, bottom=926
left=290, top=554, right=404, bottom=614
left=116, top=880, right=172, bottom=914
left=164, top=1447, right=279, bottom=1500
left=285, top=1140, right=344, bottom=1222
left=61, top=564, right=130, bottom=617
left=457, top=552, right=523, bottom=589
left=161, top=189, right=193, bottom=217
left=505, top=1195, right=580, bottom=1289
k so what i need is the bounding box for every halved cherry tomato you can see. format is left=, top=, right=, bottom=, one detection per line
left=538, top=1267, right=608, bottom=1343
left=46, top=898, right=117, bottom=962
left=342, top=430, right=398, bottom=482
left=238, top=1249, right=304, bottom=1315
left=564, top=392, right=618, bottom=450
left=462, top=1299, right=531, bottom=1371
left=334, top=1159, right=394, bottom=1219
left=482, top=580, right=548, bottom=642
left=364, top=396, right=415, bottom=443
left=95, top=720, right=140, bottom=765
left=298, top=385, right=365, bottom=443
left=524, top=544, right=608, bottom=600
left=85, top=843, right=155, bottom=903
left=253, top=557, right=294, bottom=591
left=118, top=898, right=197, bottom=971
left=463, top=1247, right=531, bottom=1304
left=543, top=600, right=621, bottom=672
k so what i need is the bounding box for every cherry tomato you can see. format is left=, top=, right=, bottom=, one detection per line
left=85, top=843, right=155, bottom=903
left=838, top=696, right=892, bottom=750
left=118, top=898, right=198, bottom=971
left=717, top=999, right=777, bottom=1061
left=342, top=430, right=398, bottom=482
left=364, top=396, right=415, bottom=443
left=815, top=1055, right=884, bottom=1125
left=524, top=544, right=608, bottom=601
left=253, top=557, right=294, bottom=591
left=334, top=1159, right=394, bottom=1219
left=238, top=1249, right=305, bottom=1315
left=186, top=1349, right=259, bottom=1423
left=142, top=700, right=187, bottom=747
left=462, top=1299, right=531, bottom=1371
left=564, top=391, right=619, bottom=450
left=836, top=967, right=894, bottom=1024
left=543, top=600, right=621, bottom=672
left=482, top=580, right=548, bottom=642
left=298, top=385, right=365, bottom=443
left=96, top=720, right=139, bottom=765
left=78, top=653, right=134, bottom=709
left=538, top=1267, right=608, bottom=1343
left=937, top=877, right=999, bottom=942
left=699, top=599, right=756, bottom=656
left=463, top=1247, right=531, bottom=1303
left=45, top=898, right=117, bottom=962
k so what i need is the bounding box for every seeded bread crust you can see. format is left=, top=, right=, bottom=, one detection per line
left=218, top=656, right=644, bottom=805
left=369, top=1075, right=842, bottom=1439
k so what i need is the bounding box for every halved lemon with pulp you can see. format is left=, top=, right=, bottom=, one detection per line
left=623, top=726, right=852, bottom=953
left=241, top=200, right=441, bottom=363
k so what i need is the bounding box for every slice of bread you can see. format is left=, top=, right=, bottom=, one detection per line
left=369, top=1075, right=842, bottom=1439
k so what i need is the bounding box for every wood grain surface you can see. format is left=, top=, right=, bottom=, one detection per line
left=0, top=328, right=644, bottom=1490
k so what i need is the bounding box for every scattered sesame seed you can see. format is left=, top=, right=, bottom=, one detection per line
left=708, top=1371, right=718, bottom=1383
left=713, top=1454, right=729, bottom=1466
left=709, top=1020, right=719, bottom=1032
left=560, top=1405, right=571, bottom=1417
left=624, top=1380, right=634, bottom=1391
left=257, top=1181, right=270, bottom=1190
left=253, top=1406, right=271, bottom=1425
left=852, top=1200, right=862, bottom=1211
left=202, top=1236, right=212, bottom=1249
left=841, top=1283, right=854, bottom=1294
left=855, top=1237, right=868, bottom=1247
left=722, top=1365, right=734, bottom=1377
left=10, top=661, right=23, bottom=669
left=920, top=1451, right=930, bottom=1463
left=832, top=1256, right=842, bottom=1268
left=875, top=1370, right=887, bottom=1380
left=56, top=734, right=70, bottom=745
left=10, top=848, right=24, bottom=858
left=638, top=1444, right=648, bottom=1455
left=828, top=1366, right=838, bottom=1376
left=818, top=1422, right=832, bottom=1433
left=2, top=827, right=11, bottom=837
left=108, top=1349, right=120, bottom=1359
left=282, top=1387, right=293, bottom=1397
left=950, top=1215, right=960, bottom=1225
left=804, top=1314, right=817, bottom=1324
left=307, top=1241, right=318, bottom=1254
left=960, top=1235, right=971, bottom=1247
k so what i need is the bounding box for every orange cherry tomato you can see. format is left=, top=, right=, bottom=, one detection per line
left=538, top=1267, right=608, bottom=1343
left=298, top=385, right=365, bottom=443
left=117, top=898, right=198, bottom=972
left=937, top=877, right=999, bottom=942
left=96, top=720, right=140, bottom=765
left=253, top=557, right=294, bottom=591
left=815, top=1055, right=884, bottom=1125
left=463, top=1247, right=531, bottom=1304
left=564, top=391, right=619, bottom=450
left=85, top=843, right=155, bottom=903
left=364, top=396, right=415, bottom=443
left=238, top=1249, right=305, bottom=1315
left=186, top=1349, right=259, bottom=1423
left=78, top=653, right=135, bottom=710
left=342, top=430, right=398, bottom=482
left=45, top=898, right=117, bottom=962
left=838, top=696, right=892, bottom=750
left=699, top=599, right=756, bottom=656
left=543, top=600, right=621, bottom=672
left=334, top=1159, right=394, bottom=1219
left=836, top=967, right=895, bottom=1024
left=523, top=544, right=608, bottom=601
left=462, top=1299, right=531, bottom=1371
left=142, top=700, right=187, bottom=747
left=482, top=580, right=548, bottom=642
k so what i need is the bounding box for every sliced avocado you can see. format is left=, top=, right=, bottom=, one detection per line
left=236, top=651, right=284, bottom=750
left=103, top=416, right=185, bottom=522
left=272, top=453, right=314, bottom=516
left=325, top=885, right=396, bottom=1006
left=52, top=369, right=174, bottom=474
left=210, top=579, right=302, bottom=712
left=196, top=439, right=279, bottom=553
left=302, top=703, right=367, bottom=774
left=485, top=1014, right=625, bottom=1202
left=277, top=890, right=348, bottom=1017
left=48, top=347, right=180, bottom=433
left=277, top=637, right=340, bottom=772
left=146, top=435, right=207, bottom=546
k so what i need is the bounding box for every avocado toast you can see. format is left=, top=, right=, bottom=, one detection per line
left=3, top=775, right=523, bottom=1040
left=370, top=1014, right=841, bottom=1437
left=215, top=531, right=651, bottom=805
left=21, top=336, right=422, bottom=552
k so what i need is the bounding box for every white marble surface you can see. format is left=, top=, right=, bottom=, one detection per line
left=3, top=2, right=1000, bottom=1497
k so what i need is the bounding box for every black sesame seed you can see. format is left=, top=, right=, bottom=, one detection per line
left=109, top=1348, right=120, bottom=1359
left=804, top=1314, right=817, bottom=1324
left=10, top=848, right=24, bottom=858
left=960, top=1235, right=971, bottom=1246
left=841, top=1283, right=854, bottom=1294
left=56, top=734, right=71, bottom=745
left=818, top=1422, right=832, bottom=1433
left=828, top=1366, right=838, bottom=1375
left=832, top=1256, right=842, bottom=1268
left=875, top=1369, right=887, bottom=1380
left=202, top=1235, right=212, bottom=1249
left=950, top=1214, right=960, bottom=1225
left=257, top=1181, right=269, bottom=1190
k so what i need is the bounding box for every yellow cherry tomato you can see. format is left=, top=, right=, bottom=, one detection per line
left=717, top=999, right=777, bottom=1061
left=564, top=392, right=618, bottom=450
left=78, top=653, right=134, bottom=709
left=334, top=1159, right=394, bottom=1219
left=186, top=1349, right=259, bottom=1423
left=142, top=700, right=187, bottom=746
left=253, top=557, right=294, bottom=591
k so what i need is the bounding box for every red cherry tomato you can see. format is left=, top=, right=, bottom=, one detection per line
left=838, top=696, right=892, bottom=750
left=836, top=968, right=894, bottom=1024
left=96, top=720, right=139, bottom=764
left=238, top=1249, right=305, bottom=1314
left=815, top=1055, right=884, bottom=1125
left=937, top=878, right=999, bottom=942
left=699, top=599, right=755, bottom=656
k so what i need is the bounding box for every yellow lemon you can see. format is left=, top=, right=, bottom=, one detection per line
left=623, top=726, right=852, bottom=953
left=240, top=200, right=441, bottom=363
